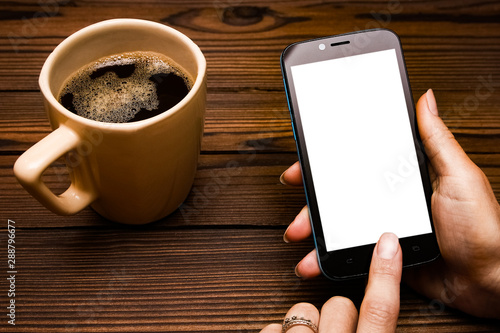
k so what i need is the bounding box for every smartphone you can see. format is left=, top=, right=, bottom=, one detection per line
left=280, top=29, right=440, bottom=280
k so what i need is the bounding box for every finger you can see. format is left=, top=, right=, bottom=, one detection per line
left=259, top=323, right=282, bottom=333
left=295, top=249, right=322, bottom=279
left=416, top=89, right=477, bottom=178
left=357, top=233, right=402, bottom=333
left=284, top=206, right=312, bottom=243
left=283, top=302, right=320, bottom=333
left=280, top=161, right=303, bottom=186
left=319, top=296, right=358, bottom=332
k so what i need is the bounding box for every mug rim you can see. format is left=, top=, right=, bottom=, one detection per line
left=38, top=18, right=206, bottom=130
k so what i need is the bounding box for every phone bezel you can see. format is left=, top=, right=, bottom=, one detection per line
left=280, top=29, right=440, bottom=280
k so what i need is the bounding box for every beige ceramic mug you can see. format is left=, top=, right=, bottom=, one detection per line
left=13, top=19, right=206, bottom=224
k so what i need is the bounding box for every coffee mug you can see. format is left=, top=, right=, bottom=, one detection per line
left=13, top=19, right=207, bottom=224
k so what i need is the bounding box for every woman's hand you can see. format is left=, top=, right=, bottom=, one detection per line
left=261, top=233, right=402, bottom=333
left=280, top=90, right=500, bottom=319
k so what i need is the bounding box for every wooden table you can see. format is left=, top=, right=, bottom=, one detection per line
left=1, top=0, right=499, bottom=331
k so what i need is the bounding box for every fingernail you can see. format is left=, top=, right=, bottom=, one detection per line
left=426, top=89, right=439, bottom=116
left=279, top=170, right=288, bottom=185
left=283, top=219, right=294, bottom=243
left=377, top=233, right=399, bottom=260
left=283, top=231, right=290, bottom=243
left=294, top=264, right=302, bottom=278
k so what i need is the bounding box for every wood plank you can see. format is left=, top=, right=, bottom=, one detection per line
left=1, top=4, right=499, bottom=156
left=1, top=1, right=500, bottom=331
left=1, top=153, right=306, bottom=228
left=0, top=227, right=498, bottom=332
left=2, top=151, right=500, bottom=229
left=1, top=90, right=500, bottom=154
left=1, top=4, right=500, bottom=91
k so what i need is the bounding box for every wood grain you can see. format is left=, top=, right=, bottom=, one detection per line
left=1, top=0, right=499, bottom=331
left=0, top=227, right=499, bottom=332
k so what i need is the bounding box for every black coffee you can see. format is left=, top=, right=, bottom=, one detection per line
left=58, top=51, right=192, bottom=123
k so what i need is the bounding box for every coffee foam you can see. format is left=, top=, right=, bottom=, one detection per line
left=59, top=51, right=192, bottom=123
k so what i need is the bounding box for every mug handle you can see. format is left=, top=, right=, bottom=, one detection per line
left=13, top=125, right=98, bottom=215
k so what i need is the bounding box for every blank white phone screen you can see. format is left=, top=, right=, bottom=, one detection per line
left=291, top=49, right=432, bottom=252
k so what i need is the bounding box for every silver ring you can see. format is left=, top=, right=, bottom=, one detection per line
left=282, top=315, right=319, bottom=333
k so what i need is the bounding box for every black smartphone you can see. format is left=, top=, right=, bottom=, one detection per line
left=280, top=29, right=440, bottom=280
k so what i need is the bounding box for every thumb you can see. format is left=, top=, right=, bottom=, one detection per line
left=416, top=89, right=476, bottom=177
